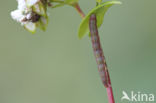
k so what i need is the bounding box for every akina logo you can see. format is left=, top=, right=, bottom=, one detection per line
left=121, top=91, right=155, bottom=102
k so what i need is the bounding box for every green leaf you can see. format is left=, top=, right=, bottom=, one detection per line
left=50, top=0, right=78, bottom=8
left=96, top=0, right=102, bottom=3
left=33, top=2, right=47, bottom=16
left=51, top=0, right=78, bottom=5
left=52, top=3, right=66, bottom=8
left=50, top=0, right=65, bottom=4
left=24, top=22, right=36, bottom=33
left=37, top=16, right=49, bottom=31
left=65, top=0, right=78, bottom=5
left=78, top=1, right=121, bottom=39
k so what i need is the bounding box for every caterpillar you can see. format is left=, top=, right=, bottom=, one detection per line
left=89, top=14, right=110, bottom=88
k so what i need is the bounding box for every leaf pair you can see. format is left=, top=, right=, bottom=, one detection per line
left=78, top=1, right=121, bottom=39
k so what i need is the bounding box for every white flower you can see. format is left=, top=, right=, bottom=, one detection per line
left=11, top=0, right=27, bottom=24
left=17, top=0, right=27, bottom=10
left=11, top=9, right=25, bottom=23
left=11, top=0, right=48, bottom=33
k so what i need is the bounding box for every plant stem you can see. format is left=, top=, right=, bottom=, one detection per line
left=74, top=3, right=85, bottom=18
left=73, top=3, right=115, bottom=103
left=89, top=14, right=115, bottom=103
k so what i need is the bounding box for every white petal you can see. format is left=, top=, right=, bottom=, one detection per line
left=26, top=13, right=32, bottom=19
left=17, top=0, right=27, bottom=10
left=26, top=0, right=39, bottom=7
left=24, top=22, right=36, bottom=32
left=11, top=9, right=25, bottom=23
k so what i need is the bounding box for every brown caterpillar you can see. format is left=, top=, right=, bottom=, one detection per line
left=89, top=14, right=110, bottom=87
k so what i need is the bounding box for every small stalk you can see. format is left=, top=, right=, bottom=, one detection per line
left=73, top=3, right=85, bottom=18
left=89, top=14, right=115, bottom=103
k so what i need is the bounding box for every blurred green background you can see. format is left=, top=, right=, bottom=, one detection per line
left=0, top=0, right=156, bottom=103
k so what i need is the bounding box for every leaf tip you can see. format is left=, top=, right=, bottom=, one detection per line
left=114, top=1, right=122, bottom=5
left=78, top=33, right=83, bottom=39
